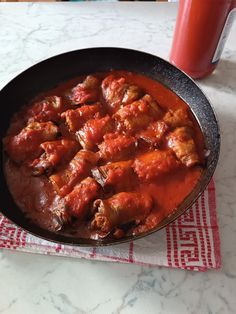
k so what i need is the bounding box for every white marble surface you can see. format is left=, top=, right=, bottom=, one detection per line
left=0, top=3, right=236, bottom=314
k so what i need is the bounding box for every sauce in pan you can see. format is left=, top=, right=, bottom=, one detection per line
left=3, top=71, right=205, bottom=239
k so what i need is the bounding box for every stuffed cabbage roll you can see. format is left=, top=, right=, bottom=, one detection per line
left=167, top=127, right=200, bottom=167
left=91, top=192, right=153, bottom=234
left=49, top=150, right=98, bottom=196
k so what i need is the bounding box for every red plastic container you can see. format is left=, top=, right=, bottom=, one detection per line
left=170, top=0, right=236, bottom=79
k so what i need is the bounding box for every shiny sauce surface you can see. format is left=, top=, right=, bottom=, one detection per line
left=3, top=71, right=205, bottom=239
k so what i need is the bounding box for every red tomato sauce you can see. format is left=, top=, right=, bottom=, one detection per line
left=3, top=71, right=205, bottom=239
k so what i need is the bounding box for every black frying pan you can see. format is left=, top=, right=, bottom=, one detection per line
left=0, top=48, right=220, bottom=246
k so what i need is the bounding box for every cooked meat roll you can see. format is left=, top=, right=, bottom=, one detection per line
left=65, top=177, right=100, bottom=220
left=70, top=75, right=100, bottom=104
left=61, top=103, right=102, bottom=133
left=26, top=96, right=63, bottom=123
left=98, top=133, right=136, bottom=162
left=76, top=115, right=114, bottom=150
left=101, top=75, right=141, bottom=112
left=92, top=160, right=134, bottom=190
left=49, top=150, right=98, bottom=196
left=163, top=108, right=193, bottom=129
left=30, top=139, right=79, bottom=176
left=137, top=120, right=169, bottom=146
left=4, top=121, right=60, bottom=163
left=91, top=192, right=153, bottom=234
left=167, top=127, right=200, bottom=167
left=113, top=95, right=163, bottom=134
left=133, top=150, right=180, bottom=181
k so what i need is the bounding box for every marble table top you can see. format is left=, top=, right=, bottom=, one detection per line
left=0, top=3, right=236, bottom=314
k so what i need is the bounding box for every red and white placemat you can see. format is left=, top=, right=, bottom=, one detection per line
left=0, top=179, right=221, bottom=271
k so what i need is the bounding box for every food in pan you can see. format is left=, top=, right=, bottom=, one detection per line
left=91, top=192, right=153, bottom=237
left=49, top=150, right=98, bottom=197
left=76, top=115, right=114, bottom=150
left=92, top=160, right=135, bottom=191
left=4, top=121, right=60, bottom=163
left=113, top=94, right=162, bottom=134
left=101, top=74, right=142, bottom=112
left=3, top=71, right=206, bottom=240
left=133, top=150, right=180, bottom=181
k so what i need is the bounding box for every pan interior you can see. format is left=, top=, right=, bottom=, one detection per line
left=0, top=48, right=220, bottom=246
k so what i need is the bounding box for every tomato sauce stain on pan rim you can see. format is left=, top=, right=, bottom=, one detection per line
left=0, top=47, right=220, bottom=246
